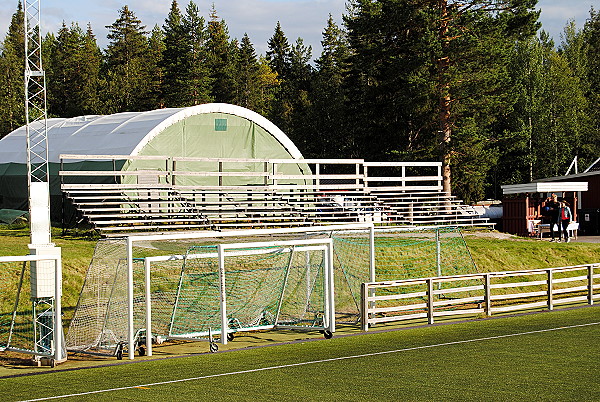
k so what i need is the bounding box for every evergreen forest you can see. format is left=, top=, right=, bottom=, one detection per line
left=1, top=0, right=599, bottom=203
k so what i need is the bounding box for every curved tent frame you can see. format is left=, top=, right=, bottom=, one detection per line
left=0, top=104, right=302, bottom=163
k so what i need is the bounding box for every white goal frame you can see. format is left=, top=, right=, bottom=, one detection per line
left=141, top=238, right=335, bottom=357
left=124, top=223, right=374, bottom=359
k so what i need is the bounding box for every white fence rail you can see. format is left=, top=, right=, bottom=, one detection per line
left=360, top=263, right=600, bottom=331
left=59, top=155, right=443, bottom=192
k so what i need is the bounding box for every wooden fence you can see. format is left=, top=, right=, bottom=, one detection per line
left=360, top=263, right=600, bottom=331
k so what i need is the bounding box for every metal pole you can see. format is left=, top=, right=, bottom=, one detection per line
left=127, top=238, right=135, bottom=359
left=218, top=244, right=228, bottom=345
left=369, top=225, right=376, bottom=312
left=327, top=240, right=335, bottom=334
left=53, top=255, right=63, bottom=362
left=145, top=258, right=152, bottom=356
left=435, top=228, right=441, bottom=277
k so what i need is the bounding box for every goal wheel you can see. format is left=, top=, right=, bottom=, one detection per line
left=323, top=330, right=333, bottom=339
left=116, top=348, right=123, bottom=360
left=209, top=342, right=218, bottom=353
left=138, top=346, right=146, bottom=356
left=227, top=333, right=234, bottom=342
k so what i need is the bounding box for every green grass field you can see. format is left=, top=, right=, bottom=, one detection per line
left=0, top=305, right=598, bottom=401
left=1, top=228, right=600, bottom=401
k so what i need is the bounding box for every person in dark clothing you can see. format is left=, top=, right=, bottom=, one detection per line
left=558, top=201, right=573, bottom=243
left=546, top=194, right=560, bottom=241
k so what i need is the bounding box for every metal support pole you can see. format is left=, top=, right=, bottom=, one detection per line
left=145, top=258, right=152, bottom=356
left=127, top=238, right=135, bottom=359
left=53, top=254, right=63, bottom=362
left=369, top=224, right=376, bottom=311
left=218, top=244, right=228, bottom=345
left=435, top=228, right=441, bottom=277
left=327, top=240, right=335, bottom=334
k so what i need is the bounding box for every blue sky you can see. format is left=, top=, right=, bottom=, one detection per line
left=0, top=0, right=597, bottom=56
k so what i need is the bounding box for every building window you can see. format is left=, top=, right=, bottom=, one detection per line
left=215, top=118, right=227, bottom=131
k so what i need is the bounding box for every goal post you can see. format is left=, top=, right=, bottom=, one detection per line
left=140, top=238, right=335, bottom=357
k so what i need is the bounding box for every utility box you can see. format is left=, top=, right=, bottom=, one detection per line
left=29, top=244, right=61, bottom=299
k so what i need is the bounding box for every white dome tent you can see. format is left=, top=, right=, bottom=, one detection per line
left=0, top=103, right=307, bottom=220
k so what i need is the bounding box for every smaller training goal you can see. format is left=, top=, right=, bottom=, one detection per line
left=67, top=238, right=334, bottom=356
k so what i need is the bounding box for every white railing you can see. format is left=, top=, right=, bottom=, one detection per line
left=360, top=263, right=600, bottom=331
left=59, top=155, right=443, bottom=192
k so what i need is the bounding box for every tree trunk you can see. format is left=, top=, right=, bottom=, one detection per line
left=438, top=0, right=452, bottom=196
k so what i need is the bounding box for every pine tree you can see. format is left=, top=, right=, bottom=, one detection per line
left=233, top=33, right=262, bottom=110
left=0, top=1, right=25, bottom=138
left=183, top=1, right=212, bottom=105
left=46, top=23, right=102, bottom=117
left=162, top=0, right=189, bottom=107
left=285, top=38, right=313, bottom=152
left=205, top=5, right=235, bottom=103
left=103, top=5, right=153, bottom=113
left=266, top=22, right=290, bottom=79
left=309, top=15, right=350, bottom=158
left=344, top=0, right=539, bottom=202
left=265, top=22, right=291, bottom=132
left=582, top=8, right=600, bottom=165
left=147, top=25, right=165, bottom=109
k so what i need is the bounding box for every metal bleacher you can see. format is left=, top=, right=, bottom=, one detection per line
left=59, top=156, right=490, bottom=236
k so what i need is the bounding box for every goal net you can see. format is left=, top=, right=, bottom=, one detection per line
left=65, top=237, right=333, bottom=353
left=65, top=225, right=477, bottom=353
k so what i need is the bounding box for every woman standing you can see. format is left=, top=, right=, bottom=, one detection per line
left=558, top=201, right=573, bottom=243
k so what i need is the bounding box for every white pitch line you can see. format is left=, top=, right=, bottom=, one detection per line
left=20, top=321, right=600, bottom=402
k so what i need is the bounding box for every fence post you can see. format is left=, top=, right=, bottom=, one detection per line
left=547, top=269, right=553, bottom=311
left=369, top=225, right=376, bottom=311
left=484, top=273, right=491, bottom=316
left=427, top=278, right=434, bottom=325
left=361, top=283, right=369, bottom=332
left=588, top=264, right=594, bottom=306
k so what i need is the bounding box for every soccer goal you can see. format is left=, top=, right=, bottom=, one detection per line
left=65, top=223, right=479, bottom=359
left=137, top=239, right=334, bottom=355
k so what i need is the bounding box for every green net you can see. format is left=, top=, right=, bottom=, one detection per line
left=0, top=260, right=33, bottom=353
left=65, top=237, right=330, bottom=352
left=331, top=226, right=478, bottom=321
left=168, top=244, right=327, bottom=337
left=64, top=227, right=477, bottom=353
left=0, top=259, right=57, bottom=356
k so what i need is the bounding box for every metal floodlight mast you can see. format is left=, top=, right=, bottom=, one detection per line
left=23, top=0, right=66, bottom=364
left=24, top=0, right=49, bottom=189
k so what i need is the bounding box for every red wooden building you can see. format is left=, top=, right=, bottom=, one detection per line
left=501, top=182, right=588, bottom=237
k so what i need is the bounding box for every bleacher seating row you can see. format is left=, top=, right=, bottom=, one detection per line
left=59, top=156, right=490, bottom=235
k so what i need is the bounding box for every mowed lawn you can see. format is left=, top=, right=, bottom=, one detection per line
left=1, top=306, right=599, bottom=401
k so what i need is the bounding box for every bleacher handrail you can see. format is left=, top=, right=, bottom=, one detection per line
left=59, top=155, right=444, bottom=192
